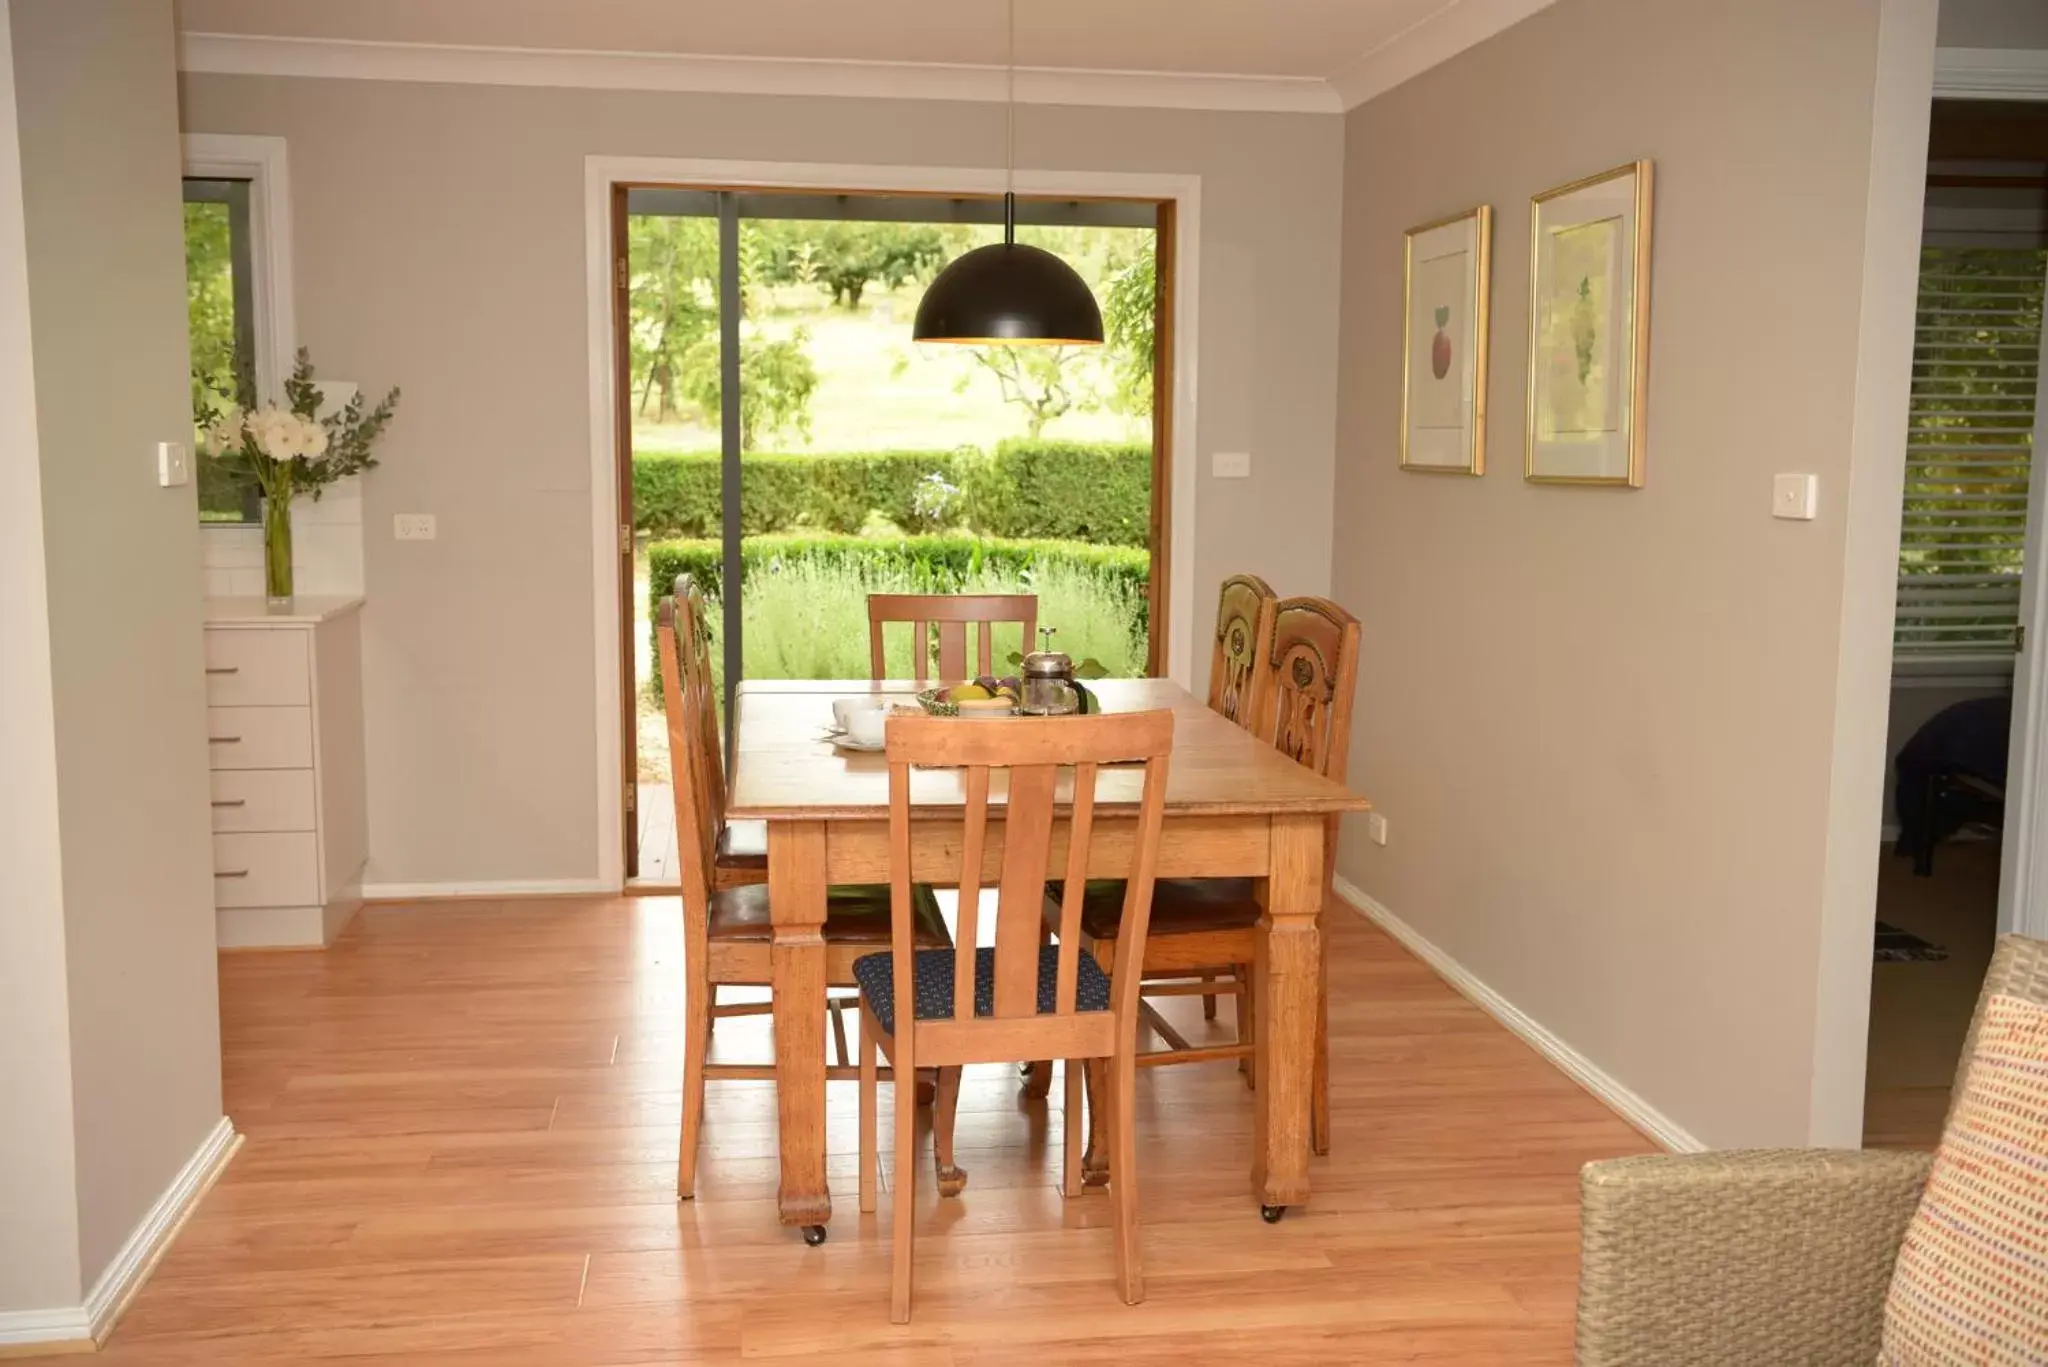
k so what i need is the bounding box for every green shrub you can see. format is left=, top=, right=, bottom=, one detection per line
left=652, top=536, right=1150, bottom=692
left=632, top=449, right=968, bottom=537
left=630, top=440, right=1150, bottom=544
left=957, top=439, right=1151, bottom=547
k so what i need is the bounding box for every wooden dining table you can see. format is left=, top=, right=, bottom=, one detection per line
left=723, top=676, right=1371, bottom=1234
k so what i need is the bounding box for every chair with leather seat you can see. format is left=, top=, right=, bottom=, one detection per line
left=1047, top=594, right=1358, bottom=1160
left=656, top=592, right=957, bottom=1205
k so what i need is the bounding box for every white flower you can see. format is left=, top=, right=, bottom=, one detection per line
left=245, top=405, right=327, bottom=462
left=201, top=409, right=245, bottom=457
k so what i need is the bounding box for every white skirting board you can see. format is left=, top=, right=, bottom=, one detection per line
left=362, top=878, right=613, bottom=902
left=0, top=1117, right=241, bottom=1352
left=1332, top=876, right=1704, bottom=1154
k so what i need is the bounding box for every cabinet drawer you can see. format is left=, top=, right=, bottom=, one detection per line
left=206, top=706, right=312, bottom=770
left=203, top=629, right=309, bottom=707
left=211, top=832, right=318, bottom=908
left=209, top=769, right=316, bottom=833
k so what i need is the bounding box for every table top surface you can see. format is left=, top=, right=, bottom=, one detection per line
left=725, top=678, right=1371, bottom=821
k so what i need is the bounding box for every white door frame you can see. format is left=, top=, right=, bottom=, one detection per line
left=581, top=154, right=1202, bottom=890
left=1996, top=316, right=2048, bottom=939
left=1928, top=52, right=2048, bottom=938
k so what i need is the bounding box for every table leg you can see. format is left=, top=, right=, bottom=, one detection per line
left=1252, top=813, right=1323, bottom=1212
left=769, top=820, right=831, bottom=1229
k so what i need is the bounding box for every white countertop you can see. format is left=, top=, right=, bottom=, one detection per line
left=203, top=595, right=365, bottom=626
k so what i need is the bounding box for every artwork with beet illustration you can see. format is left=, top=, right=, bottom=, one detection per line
left=1526, top=161, right=1654, bottom=487
left=1401, top=205, right=1492, bottom=475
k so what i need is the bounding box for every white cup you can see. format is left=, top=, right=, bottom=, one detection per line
left=844, top=707, right=888, bottom=748
left=832, top=696, right=886, bottom=732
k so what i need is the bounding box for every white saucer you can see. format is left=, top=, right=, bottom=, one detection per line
left=829, top=733, right=886, bottom=752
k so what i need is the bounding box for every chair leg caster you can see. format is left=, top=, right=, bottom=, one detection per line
left=936, top=1163, right=969, bottom=1198
left=801, top=1224, right=828, bottom=1246
left=1259, top=1204, right=1287, bottom=1224
left=1019, top=1060, right=1053, bottom=1099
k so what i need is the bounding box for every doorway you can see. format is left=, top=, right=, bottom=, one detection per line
left=609, top=184, right=1174, bottom=884
left=1865, top=96, right=2048, bottom=1148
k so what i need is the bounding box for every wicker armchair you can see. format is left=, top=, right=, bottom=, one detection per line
left=1574, top=933, right=2048, bottom=1365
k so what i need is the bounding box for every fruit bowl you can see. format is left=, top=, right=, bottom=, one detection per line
left=916, top=680, right=1020, bottom=718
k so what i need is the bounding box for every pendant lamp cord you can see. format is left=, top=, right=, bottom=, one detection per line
left=1003, top=0, right=1016, bottom=245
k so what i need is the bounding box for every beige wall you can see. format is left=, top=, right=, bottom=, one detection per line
left=11, top=0, right=224, bottom=1284
left=1333, top=0, right=1931, bottom=1147
left=176, top=75, right=1345, bottom=887
left=0, top=0, right=83, bottom=1315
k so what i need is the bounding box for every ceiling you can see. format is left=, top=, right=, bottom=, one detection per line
left=176, top=0, right=1560, bottom=110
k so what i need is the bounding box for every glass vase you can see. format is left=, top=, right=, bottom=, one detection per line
left=262, top=493, right=295, bottom=610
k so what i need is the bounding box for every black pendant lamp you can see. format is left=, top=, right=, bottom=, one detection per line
left=912, top=0, right=1103, bottom=346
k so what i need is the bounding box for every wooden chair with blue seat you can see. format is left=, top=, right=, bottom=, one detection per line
left=1046, top=593, right=1358, bottom=1170
left=656, top=587, right=957, bottom=1219
left=855, top=708, right=1175, bottom=1322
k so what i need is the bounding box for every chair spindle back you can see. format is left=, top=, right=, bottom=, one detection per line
left=866, top=593, right=1038, bottom=684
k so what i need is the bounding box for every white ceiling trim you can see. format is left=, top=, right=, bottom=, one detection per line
left=1329, top=0, right=1556, bottom=108
left=176, top=31, right=1344, bottom=115
left=1932, top=47, right=2048, bottom=101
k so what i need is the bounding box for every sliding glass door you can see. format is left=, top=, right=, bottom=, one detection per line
left=616, top=186, right=1168, bottom=882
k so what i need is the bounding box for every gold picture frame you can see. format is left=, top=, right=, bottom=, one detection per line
left=1400, top=205, right=1492, bottom=475
left=1525, top=160, right=1653, bottom=487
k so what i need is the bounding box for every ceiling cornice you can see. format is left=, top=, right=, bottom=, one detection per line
left=1328, top=0, right=1557, bottom=108
left=176, top=31, right=1346, bottom=115
left=177, top=0, right=1589, bottom=116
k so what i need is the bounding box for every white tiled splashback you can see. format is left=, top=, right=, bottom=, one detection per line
left=200, top=476, right=365, bottom=598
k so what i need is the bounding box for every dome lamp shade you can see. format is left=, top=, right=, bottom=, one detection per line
left=912, top=192, right=1104, bottom=346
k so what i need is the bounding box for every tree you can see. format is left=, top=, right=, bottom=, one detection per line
left=628, top=215, right=718, bottom=421
left=969, top=346, right=1088, bottom=438
left=756, top=221, right=950, bottom=309
left=679, top=330, right=819, bottom=451
left=1102, top=252, right=1156, bottom=418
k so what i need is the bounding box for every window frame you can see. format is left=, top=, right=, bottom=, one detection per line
left=180, top=134, right=294, bottom=438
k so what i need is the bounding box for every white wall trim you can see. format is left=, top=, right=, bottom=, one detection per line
left=178, top=31, right=1342, bottom=115
left=362, top=878, right=613, bottom=902
left=0, top=1306, right=91, bottom=1352
left=1332, top=876, right=1705, bottom=1154
left=80, top=1117, right=240, bottom=1342
left=1, top=1118, right=241, bottom=1350
left=583, top=154, right=1201, bottom=892
left=1933, top=46, right=2048, bottom=100
left=180, top=133, right=294, bottom=400
left=1329, top=0, right=1558, bottom=108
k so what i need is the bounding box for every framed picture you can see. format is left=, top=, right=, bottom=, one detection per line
left=1401, top=205, right=1492, bottom=475
left=1525, top=160, right=1653, bottom=487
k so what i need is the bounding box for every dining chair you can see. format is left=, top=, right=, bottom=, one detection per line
left=664, top=575, right=766, bottom=891
left=866, top=592, right=1037, bottom=684
left=1048, top=594, right=1360, bottom=1164
left=1207, top=573, right=1278, bottom=731
left=856, top=709, right=1175, bottom=1322
left=655, top=592, right=956, bottom=1218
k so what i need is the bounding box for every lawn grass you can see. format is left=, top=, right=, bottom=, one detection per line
left=630, top=278, right=1149, bottom=455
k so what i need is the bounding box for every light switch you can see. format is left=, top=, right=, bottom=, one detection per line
left=1772, top=473, right=1818, bottom=521
left=393, top=513, right=437, bottom=541
left=157, top=440, right=190, bottom=488
left=1212, top=451, right=1251, bottom=479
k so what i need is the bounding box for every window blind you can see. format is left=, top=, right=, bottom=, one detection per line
left=1895, top=246, right=2045, bottom=664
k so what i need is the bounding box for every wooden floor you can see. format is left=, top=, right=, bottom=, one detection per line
left=33, top=898, right=1651, bottom=1364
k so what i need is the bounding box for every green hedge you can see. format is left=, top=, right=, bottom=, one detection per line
left=631, top=440, right=1150, bottom=546
left=649, top=532, right=1150, bottom=638
left=958, top=439, right=1151, bottom=548
left=632, top=449, right=967, bottom=538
